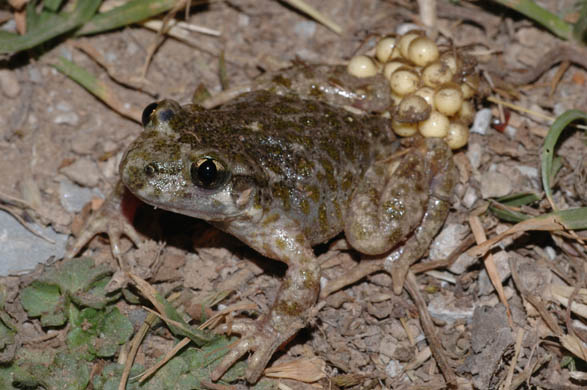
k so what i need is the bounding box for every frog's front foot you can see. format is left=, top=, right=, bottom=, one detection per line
left=66, top=181, right=142, bottom=262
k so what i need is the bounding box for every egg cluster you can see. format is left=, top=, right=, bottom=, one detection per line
left=347, top=31, right=479, bottom=149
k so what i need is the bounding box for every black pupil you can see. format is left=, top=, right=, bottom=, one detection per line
left=141, top=102, right=158, bottom=126
left=198, top=159, right=217, bottom=186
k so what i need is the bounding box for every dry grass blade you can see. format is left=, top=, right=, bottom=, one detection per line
left=264, top=357, right=326, bottom=382
left=469, top=215, right=514, bottom=328
left=548, top=284, right=587, bottom=319
left=404, top=271, right=457, bottom=387
left=138, top=337, right=191, bottom=382
left=467, top=212, right=586, bottom=259
left=281, top=0, right=342, bottom=34
left=560, top=334, right=587, bottom=361
left=119, top=311, right=160, bottom=390
left=502, top=328, right=524, bottom=390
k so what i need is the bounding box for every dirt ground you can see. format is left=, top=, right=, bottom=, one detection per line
left=1, top=0, right=587, bottom=389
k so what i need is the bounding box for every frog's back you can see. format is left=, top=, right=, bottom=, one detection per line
left=181, top=90, right=397, bottom=244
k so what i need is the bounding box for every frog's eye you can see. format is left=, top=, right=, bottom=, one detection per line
left=190, top=158, right=229, bottom=189
left=142, top=102, right=158, bottom=126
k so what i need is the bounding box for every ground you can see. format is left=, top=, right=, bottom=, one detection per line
left=0, top=0, right=586, bottom=389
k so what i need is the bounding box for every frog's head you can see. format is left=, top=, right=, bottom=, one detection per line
left=119, top=100, right=260, bottom=222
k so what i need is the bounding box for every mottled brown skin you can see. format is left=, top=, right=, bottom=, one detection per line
left=69, top=65, right=456, bottom=383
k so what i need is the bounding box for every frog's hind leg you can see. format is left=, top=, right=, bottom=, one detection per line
left=387, top=138, right=456, bottom=293
left=344, top=139, right=431, bottom=257
left=210, top=230, right=320, bottom=383
left=343, top=137, right=456, bottom=294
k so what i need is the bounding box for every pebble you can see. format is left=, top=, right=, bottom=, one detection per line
left=59, top=179, right=103, bottom=213
left=462, top=186, right=478, bottom=209
left=471, top=108, right=492, bottom=135
left=478, top=251, right=511, bottom=295
left=28, top=67, right=42, bottom=83
left=429, top=223, right=469, bottom=261
left=54, top=112, right=80, bottom=126
left=427, top=293, right=474, bottom=323
left=60, top=158, right=101, bottom=187
left=515, top=165, right=538, bottom=179
left=448, top=252, right=477, bottom=274
left=0, top=210, right=68, bottom=276
left=466, top=142, right=482, bottom=170
left=0, top=69, right=21, bottom=98
left=294, top=20, right=316, bottom=39
left=385, top=360, right=403, bottom=378
left=480, top=171, right=512, bottom=198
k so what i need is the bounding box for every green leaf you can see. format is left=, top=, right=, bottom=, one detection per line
left=573, top=0, right=587, bottom=42
left=0, top=0, right=101, bottom=54
left=77, top=0, right=179, bottom=36
left=20, top=281, right=66, bottom=327
left=91, top=363, right=144, bottom=390
left=151, top=289, right=213, bottom=346
left=12, top=348, right=90, bottom=390
left=44, top=0, right=65, bottom=12
left=495, top=192, right=541, bottom=207
left=67, top=307, right=133, bottom=359
left=541, top=110, right=587, bottom=208
left=41, top=257, right=113, bottom=308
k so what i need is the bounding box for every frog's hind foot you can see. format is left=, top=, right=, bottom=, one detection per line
left=211, top=316, right=305, bottom=383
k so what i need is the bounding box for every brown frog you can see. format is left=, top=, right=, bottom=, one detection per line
left=68, top=64, right=456, bottom=383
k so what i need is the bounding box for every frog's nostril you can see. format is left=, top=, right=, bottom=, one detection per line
left=144, top=163, right=157, bottom=176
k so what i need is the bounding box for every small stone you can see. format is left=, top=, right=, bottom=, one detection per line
left=515, top=165, right=538, bottom=179
left=59, top=179, right=103, bottom=213
left=429, top=223, right=469, bottom=261
left=478, top=251, right=511, bottom=295
left=471, top=108, right=492, bottom=135
left=378, top=336, right=397, bottom=363
left=480, top=171, right=512, bottom=198
left=466, top=142, right=482, bottom=170
left=28, top=67, right=42, bottom=83
left=448, top=252, right=477, bottom=274
left=54, top=112, right=80, bottom=126
left=428, top=293, right=474, bottom=323
left=294, top=20, right=316, bottom=39
left=56, top=101, right=73, bottom=112
left=71, top=131, right=99, bottom=155
left=0, top=69, right=21, bottom=98
left=385, top=360, right=403, bottom=378
left=60, top=158, right=101, bottom=187
left=462, top=186, right=478, bottom=209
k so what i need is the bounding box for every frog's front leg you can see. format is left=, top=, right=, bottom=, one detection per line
left=210, top=222, right=320, bottom=383
left=345, top=137, right=456, bottom=293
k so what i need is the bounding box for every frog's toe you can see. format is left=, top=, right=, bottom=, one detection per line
left=211, top=318, right=295, bottom=383
left=67, top=212, right=141, bottom=261
left=210, top=334, right=256, bottom=381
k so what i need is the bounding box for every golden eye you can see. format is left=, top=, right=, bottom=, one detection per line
left=190, top=158, right=228, bottom=189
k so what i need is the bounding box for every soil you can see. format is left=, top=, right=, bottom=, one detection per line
left=1, top=0, right=586, bottom=389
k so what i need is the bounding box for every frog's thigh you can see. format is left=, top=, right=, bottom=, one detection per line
left=345, top=149, right=429, bottom=256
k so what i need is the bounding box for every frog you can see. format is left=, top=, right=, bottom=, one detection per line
left=67, top=64, right=456, bottom=383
